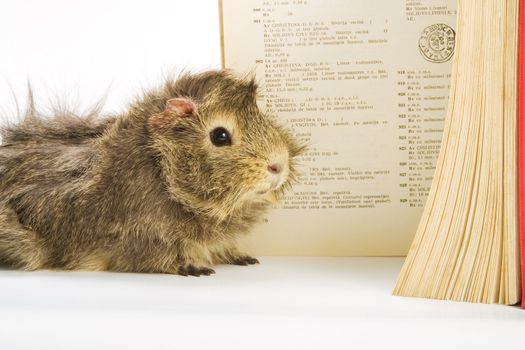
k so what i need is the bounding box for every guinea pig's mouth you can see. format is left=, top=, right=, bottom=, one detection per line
left=239, top=170, right=289, bottom=203
left=255, top=178, right=284, bottom=195
left=255, top=186, right=273, bottom=195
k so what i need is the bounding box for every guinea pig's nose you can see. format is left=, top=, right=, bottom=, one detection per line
left=267, top=163, right=283, bottom=174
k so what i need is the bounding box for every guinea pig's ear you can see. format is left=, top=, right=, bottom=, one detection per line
left=165, top=98, right=196, bottom=116
left=149, top=98, right=197, bottom=130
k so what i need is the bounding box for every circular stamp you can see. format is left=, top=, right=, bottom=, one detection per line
left=418, top=24, right=456, bottom=63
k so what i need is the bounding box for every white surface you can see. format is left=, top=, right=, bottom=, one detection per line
left=0, top=257, right=523, bottom=350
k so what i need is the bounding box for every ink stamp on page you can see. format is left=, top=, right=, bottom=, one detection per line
left=418, top=23, right=456, bottom=63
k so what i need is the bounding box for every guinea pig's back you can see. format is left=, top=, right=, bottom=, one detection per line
left=0, top=139, right=96, bottom=203
left=0, top=112, right=111, bottom=197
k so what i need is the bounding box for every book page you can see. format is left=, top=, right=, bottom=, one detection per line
left=220, top=0, right=457, bottom=256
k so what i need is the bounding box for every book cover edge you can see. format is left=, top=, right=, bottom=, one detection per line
left=518, top=0, right=525, bottom=308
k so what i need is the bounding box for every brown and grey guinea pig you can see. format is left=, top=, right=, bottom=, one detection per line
left=0, top=69, right=306, bottom=276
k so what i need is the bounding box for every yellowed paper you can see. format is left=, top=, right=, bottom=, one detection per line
left=221, top=0, right=457, bottom=256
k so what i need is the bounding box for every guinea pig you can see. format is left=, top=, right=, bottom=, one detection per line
left=0, top=70, right=305, bottom=276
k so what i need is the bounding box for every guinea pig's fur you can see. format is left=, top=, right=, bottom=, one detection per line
left=0, top=70, right=305, bottom=276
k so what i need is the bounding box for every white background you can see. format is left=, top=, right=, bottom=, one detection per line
left=0, top=0, right=221, bottom=122
left=0, top=2, right=524, bottom=349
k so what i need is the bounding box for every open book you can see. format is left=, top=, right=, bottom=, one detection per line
left=220, top=0, right=457, bottom=256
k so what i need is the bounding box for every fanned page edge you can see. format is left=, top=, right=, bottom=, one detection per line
left=518, top=0, right=525, bottom=308
left=393, top=0, right=520, bottom=304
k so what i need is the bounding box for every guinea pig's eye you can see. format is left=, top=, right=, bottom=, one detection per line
left=210, top=127, right=232, bottom=147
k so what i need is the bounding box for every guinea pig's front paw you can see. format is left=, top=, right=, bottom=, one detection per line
left=178, top=264, right=216, bottom=277
left=232, top=256, right=260, bottom=266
